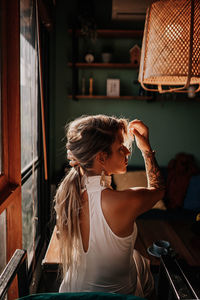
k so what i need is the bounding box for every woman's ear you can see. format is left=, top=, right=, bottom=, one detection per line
left=96, top=152, right=108, bottom=166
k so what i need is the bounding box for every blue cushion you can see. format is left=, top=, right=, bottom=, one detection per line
left=183, top=175, right=200, bottom=211
left=19, top=292, right=146, bottom=300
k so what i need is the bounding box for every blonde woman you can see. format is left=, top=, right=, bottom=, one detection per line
left=54, top=115, right=165, bottom=298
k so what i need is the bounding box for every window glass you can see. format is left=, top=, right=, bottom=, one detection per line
left=0, top=210, right=7, bottom=273
left=20, top=0, right=41, bottom=266
left=22, top=168, right=39, bottom=265
left=20, top=0, right=38, bottom=171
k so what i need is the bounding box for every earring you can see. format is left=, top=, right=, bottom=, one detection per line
left=100, top=170, right=106, bottom=187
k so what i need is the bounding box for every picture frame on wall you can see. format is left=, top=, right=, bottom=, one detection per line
left=107, top=79, right=120, bottom=97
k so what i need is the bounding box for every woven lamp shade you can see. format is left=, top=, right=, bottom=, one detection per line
left=138, top=0, right=200, bottom=93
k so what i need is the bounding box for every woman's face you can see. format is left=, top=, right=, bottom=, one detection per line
left=104, top=129, right=130, bottom=175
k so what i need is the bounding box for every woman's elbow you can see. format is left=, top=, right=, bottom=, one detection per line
left=149, top=186, right=166, bottom=202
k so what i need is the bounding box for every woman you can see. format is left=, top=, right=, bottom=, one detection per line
left=54, top=115, right=165, bottom=298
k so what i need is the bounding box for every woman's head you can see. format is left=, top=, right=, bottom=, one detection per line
left=66, top=114, right=131, bottom=174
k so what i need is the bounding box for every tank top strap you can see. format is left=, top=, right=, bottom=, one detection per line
left=81, top=175, right=112, bottom=193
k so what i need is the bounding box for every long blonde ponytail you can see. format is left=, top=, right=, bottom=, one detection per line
left=54, top=167, right=82, bottom=280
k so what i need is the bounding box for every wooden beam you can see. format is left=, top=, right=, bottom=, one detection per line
left=6, top=0, right=21, bottom=186
left=1, top=1, right=22, bottom=299
left=36, top=0, right=48, bottom=180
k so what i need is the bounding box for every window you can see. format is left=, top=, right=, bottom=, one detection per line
left=0, top=0, right=48, bottom=299
left=0, top=0, right=48, bottom=296
left=20, top=0, right=42, bottom=266
left=22, top=169, right=40, bottom=261
left=20, top=1, right=39, bottom=170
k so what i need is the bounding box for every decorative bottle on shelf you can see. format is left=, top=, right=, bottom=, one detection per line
left=89, top=77, right=93, bottom=96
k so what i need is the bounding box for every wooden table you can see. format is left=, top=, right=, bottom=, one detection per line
left=42, top=227, right=60, bottom=272
left=42, top=227, right=61, bottom=292
left=135, top=219, right=200, bottom=267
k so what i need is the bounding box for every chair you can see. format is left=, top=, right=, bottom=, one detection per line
left=157, top=255, right=199, bottom=300
left=0, top=249, right=29, bottom=299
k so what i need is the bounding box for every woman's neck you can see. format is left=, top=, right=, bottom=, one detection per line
left=85, top=171, right=105, bottom=176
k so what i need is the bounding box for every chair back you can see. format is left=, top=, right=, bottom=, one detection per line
left=0, top=249, right=29, bottom=299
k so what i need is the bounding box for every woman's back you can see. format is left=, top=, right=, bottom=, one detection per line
left=59, top=175, right=138, bottom=294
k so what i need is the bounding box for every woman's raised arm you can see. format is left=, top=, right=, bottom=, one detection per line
left=128, top=119, right=165, bottom=191
left=113, top=120, right=166, bottom=219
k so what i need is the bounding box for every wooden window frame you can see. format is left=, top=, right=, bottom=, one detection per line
left=0, top=1, right=22, bottom=298
left=0, top=0, right=22, bottom=283
left=0, top=1, right=49, bottom=297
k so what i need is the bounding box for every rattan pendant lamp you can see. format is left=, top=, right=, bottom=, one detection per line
left=138, top=0, right=200, bottom=94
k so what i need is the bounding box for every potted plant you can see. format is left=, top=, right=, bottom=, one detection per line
left=101, top=45, right=114, bottom=63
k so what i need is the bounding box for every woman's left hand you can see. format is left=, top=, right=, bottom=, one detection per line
left=128, top=119, right=152, bottom=153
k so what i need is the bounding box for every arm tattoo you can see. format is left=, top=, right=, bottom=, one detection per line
left=142, top=151, right=165, bottom=190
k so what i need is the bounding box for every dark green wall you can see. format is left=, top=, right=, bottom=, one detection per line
left=49, top=0, right=200, bottom=181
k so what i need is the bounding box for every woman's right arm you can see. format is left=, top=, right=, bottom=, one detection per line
left=142, top=149, right=165, bottom=190
left=118, top=120, right=165, bottom=218
left=129, top=119, right=165, bottom=189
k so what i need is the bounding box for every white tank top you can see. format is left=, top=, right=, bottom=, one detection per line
left=59, top=175, right=138, bottom=294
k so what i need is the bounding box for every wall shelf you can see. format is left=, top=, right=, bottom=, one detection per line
left=69, top=28, right=143, bottom=100
left=68, top=62, right=138, bottom=68
left=68, top=95, right=153, bottom=101
left=68, top=29, right=143, bottom=38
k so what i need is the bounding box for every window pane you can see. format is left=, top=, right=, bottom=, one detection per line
left=20, top=0, right=38, bottom=171
left=0, top=210, right=7, bottom=273
left=20, top=0, right=41, bottom=268
left=22, top=168, right=39, bottom=265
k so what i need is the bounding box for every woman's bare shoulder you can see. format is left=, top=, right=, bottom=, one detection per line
left=102, top=188, right=139, bottom=215
left=103, top=187, right=144, bottom=202
left=102, top=187, right=164, bottom=219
